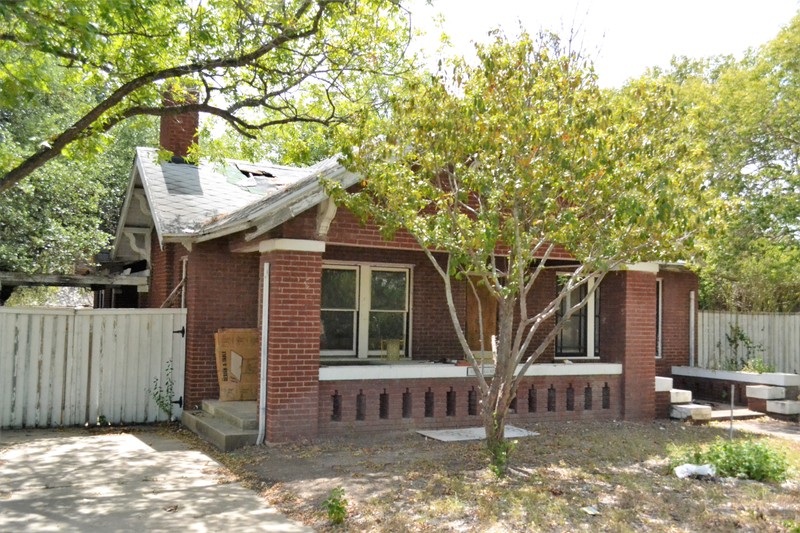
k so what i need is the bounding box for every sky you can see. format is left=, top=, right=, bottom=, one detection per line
left=408, top=0, right=800, bottom=86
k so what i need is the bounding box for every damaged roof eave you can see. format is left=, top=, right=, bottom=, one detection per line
left=190, top=166, right=361, bottom=244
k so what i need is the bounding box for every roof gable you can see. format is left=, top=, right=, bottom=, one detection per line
left=113, top=148, right=359, bottom=260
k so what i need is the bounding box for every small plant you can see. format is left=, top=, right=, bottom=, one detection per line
left=670, top=437, right=787, bottom=482
left=322, top=487, right=348, bottom=524
left=488, top=438, right=517, bottom=478
left=716, top=324, right=766, bottom=370
left=741, top=357, right=775, bottom=374
left=783, top=519, right=800, bottom=533
left=147, top=360, right=176, bottom=420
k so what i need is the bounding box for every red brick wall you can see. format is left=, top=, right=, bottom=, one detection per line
left=260, top=249, right=322, bottom=442
left=599, top=271, right=657, bottom=421
left=656, top=270, right=698, bottom=376
left=318, top=375, right=622, bottom=435
left=515, top=269, right=558, bottom=363
left=182, top=240, right=260, bottom=409
left=148, top=235, right=186, bottom=309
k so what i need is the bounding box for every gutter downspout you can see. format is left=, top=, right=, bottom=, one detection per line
left=689, top=290, right=696, bottom=367
left=257, top=262, right=270, bottom=445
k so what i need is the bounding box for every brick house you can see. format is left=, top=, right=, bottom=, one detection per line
left=106, top=111, right=698, bottom=442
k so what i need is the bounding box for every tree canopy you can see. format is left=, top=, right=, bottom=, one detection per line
left=654, top=12, right=800, bottom=311
left=332, top=31, right=708, bottom=473
left=0, top=0, right=413, bottom=192
left=0, top=55, right=155, bottom=274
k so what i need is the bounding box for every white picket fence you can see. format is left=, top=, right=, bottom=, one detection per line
left=0, top=308, right=186, bottom=428
left=698, top=311, right=800, bottom=374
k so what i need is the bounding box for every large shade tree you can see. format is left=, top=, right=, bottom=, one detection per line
left=655, top=12, right=800, bottom=312
left=0, top=56, right=156, bottom=277
left=332, top=32, right=708, bottom=474
left=0, top=0, right=413, bottom=193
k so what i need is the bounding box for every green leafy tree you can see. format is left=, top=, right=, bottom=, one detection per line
left=0, top=0, right=413, bottom=192
left=333, top=31, right=708, bottom=474
left=0, top=56, right=155, bottom=275
left=657, top=12, right=800, bottom=311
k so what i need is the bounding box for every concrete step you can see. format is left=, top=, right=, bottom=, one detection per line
left=201, top=400, right=258, bottom=430
left=746, top=385, right=785, bottom=400
left=182, top=410, right=259, bottom=452
left=767, top=400, right=800, bottom=416
left=671, top=403, right=712, bottom=422
left=709, top=407, right=764, bottom=420
left=670, top=388, right=692, bottom=404
left=655, top=376, right=673, bottom=392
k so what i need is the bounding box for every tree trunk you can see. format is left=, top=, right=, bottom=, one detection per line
left=483, top=300, right=516, bottom=476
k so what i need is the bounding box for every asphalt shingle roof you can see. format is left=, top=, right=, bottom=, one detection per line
left=133, top=147, right=353, bottom=240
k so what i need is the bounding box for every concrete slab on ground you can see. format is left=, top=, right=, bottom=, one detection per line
left=417, top=425, right=539, bottom=442
left=0, top=428, right=311, bottom=533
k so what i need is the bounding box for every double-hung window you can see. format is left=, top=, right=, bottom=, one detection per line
left=555, top=277, right=600, bottom=358
left=320, top=264, right=410, bottom=358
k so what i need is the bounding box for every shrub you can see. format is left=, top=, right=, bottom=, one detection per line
left=322, top=487, right=348, bottom=524
left=670, top=437, right=787, bottom=482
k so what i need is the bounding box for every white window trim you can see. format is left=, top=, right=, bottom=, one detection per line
left=554, top=275, right=599, bottom=360
left=656, top=278, right=663, bottom=359
left=321, top=262, right=413, bottom=359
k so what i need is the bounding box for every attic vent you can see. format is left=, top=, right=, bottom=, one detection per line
left=235, top=162, right=274, bottom=178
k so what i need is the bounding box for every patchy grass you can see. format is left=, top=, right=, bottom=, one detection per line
left=213, top=419, right=800, bottom=532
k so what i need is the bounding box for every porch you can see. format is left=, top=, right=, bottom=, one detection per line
left=183, top=362, right=623, bottom=450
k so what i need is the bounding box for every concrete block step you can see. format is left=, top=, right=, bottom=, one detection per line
left=201, top=400, right=258, bottom=430
left=182, top=410, right=259, bottom=452
left=655, top=376, right=673, bottom=392
left=670, top=388, right=692, bottom=404
left=709, top=407, right=764, bottom=420
left=746, top=385, right=785, bottom=400
left=671, top=403, right=712, bottom=421
left=767, top=400, right=800, bottom=416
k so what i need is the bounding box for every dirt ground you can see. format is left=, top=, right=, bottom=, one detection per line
left=214, top=418, right=800, bottom=532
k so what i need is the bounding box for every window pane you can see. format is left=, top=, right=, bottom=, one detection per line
left=321, top=310, right=355, bottom=351
left=321, top=269, right=356, bottom=309
left=370, top=271, right=407, bottom=310
left=558, top=316, right=585, bottom=355
left=368, top=312, right=405, bottom=351
left=557, top=282, right=587, bottom=356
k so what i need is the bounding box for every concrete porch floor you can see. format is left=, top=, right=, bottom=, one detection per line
left=182, top=400, right=259, bottom=451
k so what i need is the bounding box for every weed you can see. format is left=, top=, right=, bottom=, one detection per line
left=322, top=487, right=348, bottom=524
left=670, top=437, right=787, bottom=482
left=741, top=357, right=775, bottom=374
left=488, top=438, right=517, bottom=478
left=717, top=325, right=767, bottom=371
left=784, top=519, right=800, bottom=533
left=147, top=360, right=176, bottom=420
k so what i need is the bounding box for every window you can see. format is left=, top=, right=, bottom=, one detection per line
left=320, top=264, right=410, bottom=358
left=655, top=278, right=663, bottom=358
left=555, top=277, right=599, bottom=358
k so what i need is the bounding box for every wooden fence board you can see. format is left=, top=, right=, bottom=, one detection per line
left=698, top=311, right=800, bottom=373
left=0, top=308, right=186, bottom=428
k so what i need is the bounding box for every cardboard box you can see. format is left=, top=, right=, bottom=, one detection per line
left=214, top=328, right=259, bottom=401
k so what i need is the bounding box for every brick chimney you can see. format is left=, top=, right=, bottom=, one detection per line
left=159, top=92, right=199, bottom=159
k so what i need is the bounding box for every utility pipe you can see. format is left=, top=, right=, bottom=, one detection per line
left=689, top=290, right=696, bottom=367
left=257, top=262, right=270, bottom=445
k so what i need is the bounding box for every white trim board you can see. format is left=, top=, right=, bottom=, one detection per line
left=320, top=362, right=622, bottom=381
left=672, top=366, right=800, bottom=387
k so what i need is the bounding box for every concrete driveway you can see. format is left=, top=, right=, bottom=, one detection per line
left=0, top=428, right=312, bottom=532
